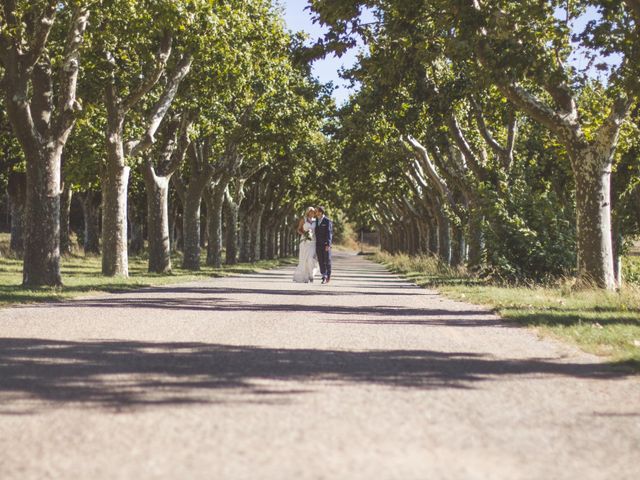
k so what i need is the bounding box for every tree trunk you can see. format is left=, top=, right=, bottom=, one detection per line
left=182, top=190, right=203, bottom=270
left=239, top=212, right=251, bottom=263
left=266, top=226, right=276, bottom=260
left=225, top=198, right=240, bottom=265
left=206, top=182, right=226, bottom=268
left=1, top=7, right=90, bottom=286
left=60, top=184, right=73, bottom=255
left=169, top=201, right=182, bottom=252
left=128, top=204, right=145, bottom=256
left=80, top=191, right=101, bottom=255
left=22, top=148, right=63, bottom=287
left=277, top=228, right=284, bottom=258
left=436, top=210, right=451, bottom=263
left=418, top=222, right=430, bottom=254
left=612, top=214, right=623, bottom=287
left=144, top=169, right=171, bottom=273
left=412, top=221, right=421, bottom=255
left=201, top=202, right=208, bottom=249
left=260, top=224, right=268, bottom=260
left=451, top=223, right=465, bottom=268
left=102, top=165, right=130, bottom=276
left=573, top=148, right=615, bottom=289
left=7, top=172, right=26, bottom=257
left=467, top=208, right=484, bottom=269
left=250, top=207, right=265, bottom=262
left=289, top=231, right=297, bottom=257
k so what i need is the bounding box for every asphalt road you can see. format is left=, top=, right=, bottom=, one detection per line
left=1, top=252, right=638, bottom=479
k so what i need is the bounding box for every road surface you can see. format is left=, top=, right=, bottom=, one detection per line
left=1, top=253, right=638, bottom=479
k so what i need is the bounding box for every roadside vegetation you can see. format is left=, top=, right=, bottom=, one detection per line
left=0, top=235, right=294, bottom=307
left=375, top=251, right=640, bottom=370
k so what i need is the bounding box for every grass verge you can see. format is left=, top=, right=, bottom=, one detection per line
left=374, top=251, right=640, bottom=371
left=0, top=252, right=295, bottom=307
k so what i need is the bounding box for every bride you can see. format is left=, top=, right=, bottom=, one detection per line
left=293, top=207, right=319, bottom=283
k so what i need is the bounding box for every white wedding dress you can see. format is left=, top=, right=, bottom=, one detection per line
left=293, top=218, right=319, bottom=283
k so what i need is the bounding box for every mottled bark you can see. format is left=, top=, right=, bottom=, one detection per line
left=22, top=144, right=63, bottom=286
left=79, top=191, right=100, bottom=255
left=7, top=172, right=26, bottom=256
left=239, top=211, right=251, bottom=263
left=467, top=207, right=484, bottom=269
left=288, top=231, right=296, bottom=257
left=102, top=165, right=130, bottom=276
left=170, top=201, right=182, bottom=252
left=182, top=189, right=203, bottom=270
left=224, top=197, right=240, bottom=265
left=101, top=33, right=190, bottom=277
left=173, top=140, right=217, bottom=270
left=260, top=222, right=268, bottom=260
left=427, top=221, right=439, bottom=256
left=573, top=147, right=616, bottom=288
left=201, top=207, right=208, bottom=249
left=451, top=224, right=465, bottom=268
left=266, top=226, right=276, bottom=260
left=475, top=32, right=633, bottom=288
left=128, top=195, right=145, bottom=257
left=205, top=181, right=227, bottom=268
left=141, top=116, right=191, bottom=273
left=144, top=172, right=171, bottom=273
left=250, top=208, right=265, bottom=262
left=0, top=7, right=90, bottom=286
left=60, top=184, right=73, bottom=255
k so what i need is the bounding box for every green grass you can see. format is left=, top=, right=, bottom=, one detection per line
left=375, top=251, right=640, bottom=371
left=0, top=235, right=295, bottom=306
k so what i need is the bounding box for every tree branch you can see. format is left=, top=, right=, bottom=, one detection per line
left=469, top=1, right=578, bottom=137
left=447, top=114, right=488, bottom=181
left=163, top=114, right=193, bottom=176
left=22, top=0, right=57, bottom=70
left=52, top=6, right=90, bottom=141
left=172, top=174, right=186, bottom=204
left=30, top=58, right=53, bottom=138
left=127, top=52, right=193, bottom=158
left=404, top=134, right=455, bottom=207
left=121, top=31, right=173, bottom=114
left=470, top=96, right=506, bottom=156
left=505, top=109, right=517, bottom=169
left=625, top=0, right=640, bottom=26
left=241, top=163, right=265, bottom=181
left=594, top=94, right=634, bottom=159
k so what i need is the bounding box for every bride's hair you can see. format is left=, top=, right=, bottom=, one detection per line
left=305, top=206, right=316, bottom=215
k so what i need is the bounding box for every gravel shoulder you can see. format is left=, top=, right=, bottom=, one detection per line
left=1, top=252, right=638, bottom=479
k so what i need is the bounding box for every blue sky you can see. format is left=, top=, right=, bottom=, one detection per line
left=280, top=1, right=618, bottom=104
left=280, top=0, right=367, bottom=105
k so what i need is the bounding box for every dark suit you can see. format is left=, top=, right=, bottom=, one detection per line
left=315, top=216, right=333, bottom=279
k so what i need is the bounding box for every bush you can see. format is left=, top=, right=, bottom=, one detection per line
left=623, top=255, right=640, bottom=285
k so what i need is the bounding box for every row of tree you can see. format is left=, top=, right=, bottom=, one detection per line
left=314, top=0, right=640, bottom=289
left=1, top=0, right=336, bottom=287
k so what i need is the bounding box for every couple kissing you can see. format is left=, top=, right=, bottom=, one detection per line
left=292, top=206, right=333, bottom=284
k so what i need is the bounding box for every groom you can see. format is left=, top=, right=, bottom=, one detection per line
left=315, top=206, right=333, bottom=284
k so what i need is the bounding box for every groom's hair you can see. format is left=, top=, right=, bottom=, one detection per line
left=317, top=206, right=325, bottom=214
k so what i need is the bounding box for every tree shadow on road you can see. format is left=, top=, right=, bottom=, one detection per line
left=0, top=338, right=632, bottom=414
left=34, top=292, right=498, bottom=322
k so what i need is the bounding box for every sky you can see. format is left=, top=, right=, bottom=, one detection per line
left=280, top=0, right=367, bottom=105
left=280, top=1, right=620, bottom=105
